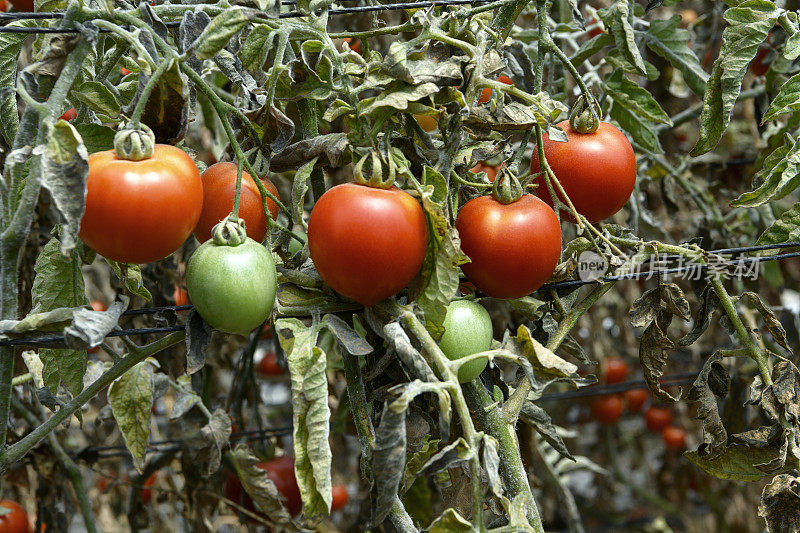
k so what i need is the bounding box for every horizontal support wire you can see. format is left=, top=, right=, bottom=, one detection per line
left=1, top=242, right=798, bottom=348
left=0, top=0, right=491, bottom=32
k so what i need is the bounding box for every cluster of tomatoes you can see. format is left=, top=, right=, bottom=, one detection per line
left=591, top=358, right=687, bottom=451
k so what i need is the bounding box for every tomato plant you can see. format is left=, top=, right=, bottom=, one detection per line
left=644, top=407, right=674, bottom=434
left=438, top=300, right=492, bottom=383
left=531, top=120, right=637, bottom=222
left=308, top=183, right=428, bottom=306
left=193, top=162, right=280, bottom=244
left=80, top=144, right=203, bottom=264
left=456, top=194, right=561, bottom=299
left=592, top=395, right=624, bottom=425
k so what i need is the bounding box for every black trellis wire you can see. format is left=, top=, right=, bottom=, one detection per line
left=1, top=241, right=798, bottom=348
left=0, top=0, right=492, bottom=32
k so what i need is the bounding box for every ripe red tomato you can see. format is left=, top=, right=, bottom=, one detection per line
left=662, top=426, right=686, bottom=450
left=592, top=395, right=624, bottom=425
left=193, top=162, right=279, bottom=244
left=7, top=0, right=33, bottom=11
left=0, top=1, right=8, bottom=12
left=80, top=145, right=202, bottom=264
left=644, top=406, right=673, bottom=433
left=59, top=108, right=77, bottom=121
left=140, top=473, right=157, bottom=504
left=257, top=350, right=283, bottom=376
left=603, top=357, right=629, bottom=384
left=120, top=67, right=131, bottom=76
left=0, top=501, right=27, bottom=533
left=308, top=183, right=428, bottom=306
left=87, top=300, right=107, bottom=353
left=586, top=17, right=604, bottom=38
left=469, top=161, right=500, bottom=182
left=531, top=120, right=636, bottom=222
left=342, top=37, right=361, bottom=54
left=331, top=483, right=348, bottom=511
left=225, top=455, right=302, bottom=516
left=751, top=47, right=770, bottom=77
left=478, top=74, right=513, bottom=104
left=624, top=388, right=648, bottom=413
left=456, top=194, right=561, bottom=299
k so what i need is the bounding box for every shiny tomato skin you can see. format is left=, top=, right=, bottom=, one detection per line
left=7, top=0, right=33, bottom=11
left=438, top=300, right=492, bottom=383
left=662, top=426, right=686, bottom=450
left=80, top=145, right=202, bottom=264
left=331, top=483, right=348, bottom=511
left=193, top=162, right=279, bottom=243
left=531, top=120, right=636, bottom=223
left=592, top=395, right=624, bottom=425
left=644, top=406, right=673, bottom=433
left=478, top=74, right=513, bottom=104
left=469, top=161, right=500, bottom=182
left=456, top=194, right=561, bottom=299
left=308, top=183, right=428, bottom=306
left=603, top=357, right=629, bottom=384
left=624, top=388, right=648, bottom=413
left=0, top=500, right=28, bottom=533
left=59, top=108, right=77, bottom=121
left=186, top=237, right=277, bottom=335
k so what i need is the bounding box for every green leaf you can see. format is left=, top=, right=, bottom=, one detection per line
left=0, top=20, right=36, bottom=143
left=515, top=325, right=578, bottom=379
left=192, top=10, right=252, bottom=60
left=72, top=81, right=121, bottom=118
left=685, top=443, right=784, bottom=482
left=74, top=124, right=115, bottom=154
left=241, top=24, right=277, bottom=71
left=570, top=33, right=615, bottom=66
left=37, top=121, right=89, bottom=255
left=600, top=1, right=647, bottom=76
left=31, top=237, right=87, bottom=314
left=609, top=100, right=662, bottom=152
left=691, top=1, right=779, bottom=156
left=428, top=509, right=472, bottom=533
left=360, top=82, right=440, bottom=115
left=763, top=71, right=800, bottom=122
left=276, top=319, right=331, bottom=517
left=646, top=15, right=710, bottom=96
left=756, top=202, right=800, bottom=248
left=105, top=260, right=153, bottom=301
left=291, top=157, right=317, bottom=231
left=731, top=133, right=800, bottom=207
left=108, top=360, right=154, bottom=472
left=605, top=71, right=672, bottom=124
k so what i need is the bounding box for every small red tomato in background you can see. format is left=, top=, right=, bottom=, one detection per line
left=592, top=395, right=624, bottom=425
left=0, top=1, right=8, bottom=12
left=343, top=37, right=361, bottom=54
left=140, top=473, right=157, bottom=505
left=603, top=357, right=629, bottom=384
left=624, top=388, right=648, bottom=413
left=225, top=455, right=302, bottom=516
left=120, top=67, right=131, bottom=76
left=662, top=426, right=686, bottom=450
left=193, top=162, right=280, bottom=244
left=456, top=194, right=561, bottom=299
left=88, top=300, right=107, bottom=354
left=644, top=406, right=673, bottom=433
left=256, top=350, right=283, bottom=376
left=750, top=46, right=770, bottom=77
left=59, top=108, right=77, bottom=121
left=7, top=0, right=34, bottom=11
left=308, top=183, right=428, bottom=307
left=531, top=120, right=637, bottom=223
left=331, top=483, right=349, bottom=511
left=586, top=17, right=604, bottom=38
left=0, top=500, right=28, bottom=533
left=173, top=285, right=189, bottom=309
left=469, top=161, right=500, bottom=182
left=478, top=74, right=513, bottom=104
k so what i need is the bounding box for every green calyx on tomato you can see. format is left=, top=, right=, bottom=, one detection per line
left=352, top=148, right=411, bottom=189
left=456, top=193, right=561, bottom=299
left=114, top=122, right=156, bottom=161
left=308, top=182, right=428, bottom=307
left=80, top=143, right=203, bottom=264
left=187, top=219, right=277, bottom=335
left=438, top=300, right=492, bottom=383
left=531, top=119, right=636, bottom=223
left=491, top=165, right=523, bottom=204
left=567, top=94, right=601, bottom=134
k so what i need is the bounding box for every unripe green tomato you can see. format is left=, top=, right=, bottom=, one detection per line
left=186, top=238, right=277, bottom=335
left=438, top=300, right=492, bottom=383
